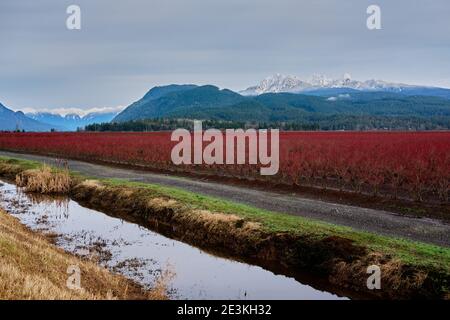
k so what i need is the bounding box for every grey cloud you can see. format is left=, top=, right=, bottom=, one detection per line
left=0, top=0, right=449, bottom=110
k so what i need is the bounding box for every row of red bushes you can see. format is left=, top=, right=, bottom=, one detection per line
left=0, top=131, right=448, bottom=203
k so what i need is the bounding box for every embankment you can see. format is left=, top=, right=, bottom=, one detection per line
left=1, top=156, right=449, bottom=299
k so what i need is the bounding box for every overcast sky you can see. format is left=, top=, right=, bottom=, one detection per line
left=1, top=0, right=449, bottom=112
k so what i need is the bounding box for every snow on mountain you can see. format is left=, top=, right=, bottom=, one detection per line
left=240, top=74, right=312, bottom=95
left=240, top=73, right=416, bottom=95
left=27, top=111, right=119, bottom=131
left=0, top=102, right=58, bottom=131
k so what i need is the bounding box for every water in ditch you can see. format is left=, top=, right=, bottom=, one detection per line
left=0, top=179, right=346, bottom=300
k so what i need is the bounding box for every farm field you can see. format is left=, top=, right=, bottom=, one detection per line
left=0, top=131, right=448, bottom=204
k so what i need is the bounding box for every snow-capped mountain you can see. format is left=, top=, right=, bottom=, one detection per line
left=0, top=102, right=58, bottom=132
left=27, top=111, right=119, bottom=131
left=240, top=73, right=417, bottom=96
left=240, top=74, right=311, bottom=95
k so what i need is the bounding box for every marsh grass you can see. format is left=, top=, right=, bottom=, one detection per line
left=16, top=165, right=71, bottom=194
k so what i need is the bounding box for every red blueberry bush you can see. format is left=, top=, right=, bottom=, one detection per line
left=0, top=131, right=448, bottom=203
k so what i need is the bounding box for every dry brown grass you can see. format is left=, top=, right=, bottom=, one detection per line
left=147, top=197, right=178, bottom=208
left=0, top=209, right=165, bottom=300
left=79, top=179, right=105, bottom=190
left=147, top=267, right=176, bottom=300
left=0, top=163, right=21, bottom=177
left=330, top=251, right=431, bottom=299
left=186, top=209, right=262, bottom=234
left=16, top=165, right=71, bottom=194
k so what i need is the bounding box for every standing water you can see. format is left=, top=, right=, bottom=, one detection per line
left=0, top=179, right=346, bottom=300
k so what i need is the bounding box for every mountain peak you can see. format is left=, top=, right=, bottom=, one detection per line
left=143, top=84, right=198, bottom=101
left=240, top=73, right=417, bottom=96
left=113, top=84, right=244, bottom=122
left=0, top=102, right=57, bottom=131
left=240, top=74, right=309, bottom=96
left=26, top=110, right=119, bottom=131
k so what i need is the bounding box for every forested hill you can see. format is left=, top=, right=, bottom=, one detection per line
left=113, top=85, right=450, bottom=125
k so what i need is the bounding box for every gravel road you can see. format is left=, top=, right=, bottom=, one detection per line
left=1, top=151, right=448, bottom=247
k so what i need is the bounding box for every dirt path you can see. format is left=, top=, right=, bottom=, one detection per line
left=1, top=151, right=449, bottom=247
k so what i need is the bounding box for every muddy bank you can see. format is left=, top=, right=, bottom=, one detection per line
left=1, top=160, right=449, bottom=299
left=68, top=181, right=448, bottom=299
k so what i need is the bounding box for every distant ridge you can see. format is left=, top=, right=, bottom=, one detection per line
left=27, top=111, right=119, bottom=131
left=113, top=84, right=450, bottom=125
left=0, top=102, right=59, bottom=131
left=240, top=74, right=450, bottom=99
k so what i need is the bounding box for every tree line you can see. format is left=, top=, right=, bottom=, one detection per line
left=83, top=115, right=450, bottom=132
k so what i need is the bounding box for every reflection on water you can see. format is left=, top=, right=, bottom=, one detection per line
left=0, top=180, right=346, bottom=300
left=21, top=191, right=70, bottom=219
